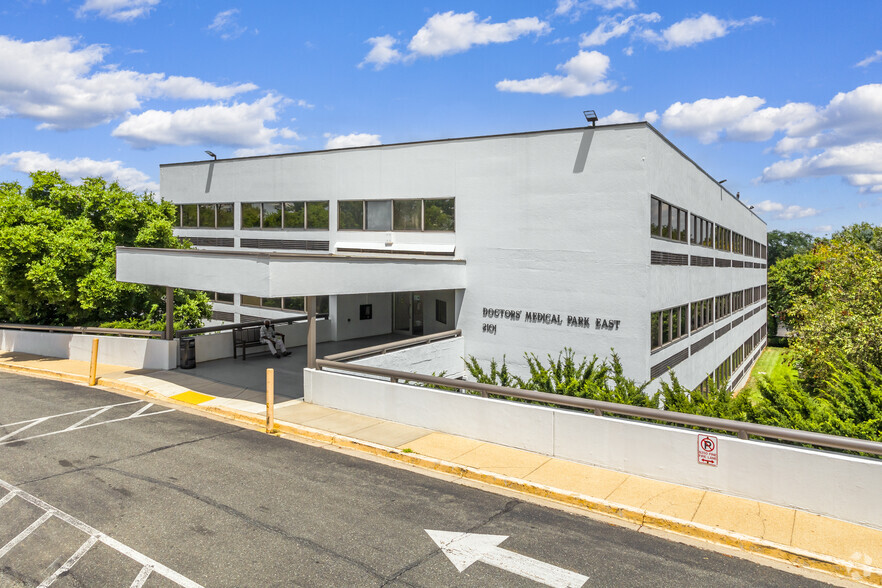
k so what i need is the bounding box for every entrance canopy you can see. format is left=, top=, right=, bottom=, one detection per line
left=115, top=247, right=466, bottom=296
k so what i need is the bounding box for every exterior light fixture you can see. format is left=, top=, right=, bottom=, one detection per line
left=718, top=179, right=727, bottom=184
left=583, top=110, right=598, bottom=127
left=205, top=150, right=217, bottom=160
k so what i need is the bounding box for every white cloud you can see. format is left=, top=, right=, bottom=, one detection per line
left=814, top=225, right=833, bottom=233
left=407, top=11, right=550, bottom=58
left=77, top=0, right=159, bottom=21
left=580, top=13, right=661, bottom=47
left=0, top=151, right=157, bottom=193
left=660, top=84, right=882, bottom=193
left=661, top=96, right=767, bottom=143
left=112, top=94, right=296, bottom=152
left=324, top=133, right=382, bottom=150
left=496, top=50, right=616, bottom=97
left=0, top=35, right=257, bottom=130
left=555, top=0, right=636, bottom=18
left=359, top=35, right=402, bottom=70
left=643, top=14, right=765, bottom=50
left=208, top=9, right=248, bottom=40
left=750, top=200, right=820, bottom=220
left=596, top=109, right=658, bottom=125
left=856, top=50, right=882, bottom=68
left=360, top=11, right=549, bottom=67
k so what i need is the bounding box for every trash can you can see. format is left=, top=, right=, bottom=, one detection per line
left=179, top=337, right=196, bottom=369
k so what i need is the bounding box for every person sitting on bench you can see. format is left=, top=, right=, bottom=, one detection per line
left=260, top=320, right=290, bottom=358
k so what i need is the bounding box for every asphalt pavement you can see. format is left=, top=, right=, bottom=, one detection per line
left=0, top=372, right=838, bottom=587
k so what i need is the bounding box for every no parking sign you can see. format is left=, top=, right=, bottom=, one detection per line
left=697, top=434, right=718, bottom=466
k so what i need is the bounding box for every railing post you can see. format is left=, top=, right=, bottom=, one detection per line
left=306, top=296, right=316, bottom=369
left=88, top=338, right=99, bottom=386
left=164, top=286, right=174, bottom=341
left=266, top=368, right=275, bottom=433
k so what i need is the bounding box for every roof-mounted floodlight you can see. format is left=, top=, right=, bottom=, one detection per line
left=718, top=179, right=727, bottom=184
left=205, top=150, right=217, bottom=160
left=583, top=110, right=598, bottom=127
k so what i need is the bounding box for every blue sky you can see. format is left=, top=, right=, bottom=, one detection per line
left=1, top=0, right=880, bottom=234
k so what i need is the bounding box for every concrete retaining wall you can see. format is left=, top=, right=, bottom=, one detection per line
left=304, top=368, right=882, bottom=530
left=1, top=330, right=176, bottom=370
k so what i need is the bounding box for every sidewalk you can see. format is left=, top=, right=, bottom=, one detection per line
left=1, top=350, right=880, bottom=586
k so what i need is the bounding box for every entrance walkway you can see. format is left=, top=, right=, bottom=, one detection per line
left=154, top=333, right=408, bottom=404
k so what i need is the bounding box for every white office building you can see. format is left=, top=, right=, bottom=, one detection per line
left=117, top=122, right=768, bottom=392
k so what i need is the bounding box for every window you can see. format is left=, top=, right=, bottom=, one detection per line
left=436, top=299, right=448, bottom=324
left=241, top=203, right=261, bottom=228
left=732, top=290, right=744, bottom=313
left=242, top=295, right=330, bottom=313
left=262, top=203, right=282, bottom=228
left=181, top=204, right=197, bottom=228
left=217, top=204, right=234, bottom=228
left=338, top=201, right=363, bottom=230
left=690, top=214, right=714, bottom=248
left=424, top=198, right=455, bottom=231
left=240, top=201, right=330, bottom=229
left=650, top=304, right=688, bottom=351
left=198, top=204, right=216, bottom=228
left=691, top=297, right=713, bottom=332
left=366, top=200, right=392, bottom=230
left=732, top=232, right=744, bottom=254
left=204, top=291, right=234, bottom=304
left=284, top=202, right=304, bottom=228
left=393, top=199, right=422, bottom=230
left=715, top=294, right=731, bottom=320
left=650, top=196, right=687, bottom=243
left=715, top=225, right=732, bottom=251
left=359, top=304, right=372, bottom=320
left=337, top=198, right=455, bottom=232
left=306, top=201, right=329, bottom=229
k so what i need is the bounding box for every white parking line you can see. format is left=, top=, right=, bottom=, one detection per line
left=0, top=511, right=53, bottom=559
left=37, top=534, right=99, bottom=588
left=0, top=478, right=202, bottom=588
left=0, top=402, right=174, bottom=446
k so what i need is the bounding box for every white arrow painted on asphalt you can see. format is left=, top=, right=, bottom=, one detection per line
left=426, top=530, right=588, bottom=588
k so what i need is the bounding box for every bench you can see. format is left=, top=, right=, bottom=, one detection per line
left=232, top=326, right=285, bottom=360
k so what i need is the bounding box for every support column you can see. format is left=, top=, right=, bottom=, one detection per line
left=165, top=286, right=174, bottom=341
left=306, top=295, right=316, bottom=369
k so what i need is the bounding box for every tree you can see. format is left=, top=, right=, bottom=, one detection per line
left=833, top=222, right=882, bottom=254
left=0, top=171, right=210, bottom=329
left=767, top=230, right=816, bottom=266
left=786, top=239, right=882, bottom=386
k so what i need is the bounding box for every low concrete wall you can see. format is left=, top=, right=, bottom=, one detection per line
left=351, top=337, right=466, bottom=377
left=304, top=368, right=882, bottom=530
left=192, top=320, right=335, bottom=364
left=1, top=329, right=176, bottom=370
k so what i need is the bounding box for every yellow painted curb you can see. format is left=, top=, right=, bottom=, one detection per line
left=169, top=390, right=216, bottom=404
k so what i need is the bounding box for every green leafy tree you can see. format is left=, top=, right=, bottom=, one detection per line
left=832, top=222, right=882, bottom=254
left=767, top=250, right=821, bottom=336
left=0, top=171, right=210, bottom=328
left=787, top=239, right=882, bottom=385
left=767, top=229, right=816, bottom=266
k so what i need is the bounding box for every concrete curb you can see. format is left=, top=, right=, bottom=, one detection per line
left=2, top=362, right=879, bottom=586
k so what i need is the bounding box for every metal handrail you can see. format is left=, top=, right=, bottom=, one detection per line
left=0, top=323, right=163, bottom=338
left=175, top=313, right=330, bottom=337
left=315, top=359, right=882, bottom=457
left=323, top=329, right=463, bottom=362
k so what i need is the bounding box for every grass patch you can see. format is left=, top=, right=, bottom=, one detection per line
left=744, top=346, right=797, bottom=392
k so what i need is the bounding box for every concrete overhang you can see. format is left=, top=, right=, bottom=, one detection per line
left=116, top=247, right=467, bottom=297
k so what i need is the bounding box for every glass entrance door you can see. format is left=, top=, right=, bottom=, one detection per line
left=393, top=292, right=411, bottom=334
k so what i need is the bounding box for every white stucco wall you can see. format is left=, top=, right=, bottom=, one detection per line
left=351, top=337, right=465, bottom=377
left=0, top=330, right=176, bottom=370
left=140, top=122, right=766, bottom=390
left=305, top=369, right=882, bottom=530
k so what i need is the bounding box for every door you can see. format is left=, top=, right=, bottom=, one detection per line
left=393, top=292, right=411, bottom=334
left=412, top=294, right=424, bottom=336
